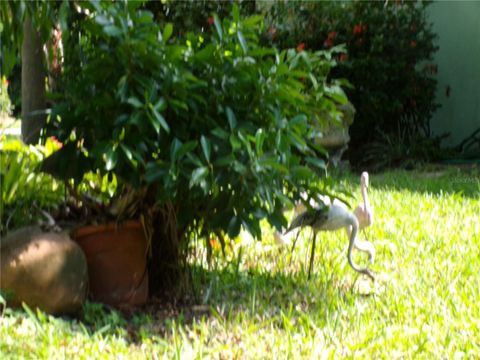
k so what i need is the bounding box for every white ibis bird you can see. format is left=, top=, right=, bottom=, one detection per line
left=284, top=199, right=375, bottom=280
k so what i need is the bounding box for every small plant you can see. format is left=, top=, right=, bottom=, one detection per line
left=0, top=137, right=64, bottom=235
left=0, top=76, right=12, bottom=117
left=37, top=1, right=348, bottom=290
left=364, top=127, right=448, bottom=171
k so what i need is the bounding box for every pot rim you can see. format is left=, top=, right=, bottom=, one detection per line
left=73, top=220, right=142, bottom=239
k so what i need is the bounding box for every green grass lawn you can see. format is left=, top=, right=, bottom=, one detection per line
left=1, top=168, right=479, bottom=359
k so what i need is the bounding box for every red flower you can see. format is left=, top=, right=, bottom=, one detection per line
left=410, top=40, right=417, bottom=48
left=353, top=24, right=363, bottom=35
left=339, top=53, right=348, bottom=62
left=207, top=16, right=214, bottom=26
left=50, top=136, right=63, bottom=149
left=325, top=31, right=337, bottom=48
left=296, top=43, right=305, bottom=52
left=209, top=238, right=220, bottom=250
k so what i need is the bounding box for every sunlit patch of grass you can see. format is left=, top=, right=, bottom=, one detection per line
left=1, top=168, right=479, bottom=358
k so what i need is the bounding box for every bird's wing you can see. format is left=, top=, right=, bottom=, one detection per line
left=311, top=207, right=329, bottom=230
left=318, top=202, right=354, bottom=231
left=284, top=203, right=329, bottom=234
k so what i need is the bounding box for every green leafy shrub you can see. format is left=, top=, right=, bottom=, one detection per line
left=0, top=137, right=64, bottom=235
left=147, top=0, right=255, bottom=36
left=42, top=2, right=347, bottom=288
left=265, top=1, right=439, bottom=167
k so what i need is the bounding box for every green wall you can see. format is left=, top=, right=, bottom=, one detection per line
left=428, top=1, right=480, bottom=147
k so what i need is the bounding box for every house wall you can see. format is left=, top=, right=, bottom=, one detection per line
left=428, top=1, right=480, bottom=147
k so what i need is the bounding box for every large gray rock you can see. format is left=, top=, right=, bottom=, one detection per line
left=0, top=226, right=88, bottom=315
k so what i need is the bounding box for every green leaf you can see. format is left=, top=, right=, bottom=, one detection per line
left=105, top=148, right=118, bottom=171
left=237, top=30, right=248, bottom=53
left=226, top=107, right=237, bottom=130
left=189, top=166, right=209, bottom=188
left=163, top=23, right=173, bottom=43
left=195, top=44, right=215, bottom=61
left=170, top=138, right=182, bottom=162
left=117, top=76, right=128, bottom=100
left=178, top=141, right=198, bottom=160
left=309, top=73, right=319, bottom=90
left=233, top=161, right=247, bottom=175
left=127, top=97, right=143, bottom=108
left=227, top=216, right=241, bottom=238
left=276, top=63, right=289, bottom=77
left=288, top=132, right=308, bottom=152
left=289, top=114, right=307, bottom=128
left=58, top=2, right=69, bottom=31
left=171, top=139, right=198, bottom=162
left=214, top=155, right=235, bottom=167
left=103, top=25, right=122, bottom=37
left=268, top=212, right=287, bottom=232
left=305, top=157, right=326, bottom=170
left=145, top=162, right=167, bottom=183
left=248, top=48, right=276, bottom=58
left=169, top=99, right=188, bottom=111
left=229, top=133, right=241, bottom=151
left=200, top=135, right=211, bottom=162
left=259, top=157, right=288, bottom=173
left=325, top=84, right=348, bottom=104
left=154, top=98, right=167, bottom=112
left=299, top=51, right=312, bottom=68
left=242, top=15, right=264, bottom=28
left=232, top=4, right=240, bottom=22
left=95, top=15, right=110, bottom=27
left=242, top=217, right=261, bottom=239
left=291, top=165, right=315, bottom=180
left=186, top=152, right=203, bottom=167
left=136, top=10, right=154, bottom=24
left=255, top=129, right=265, bottom=155
left=120, top=144, right=133, bottom=161
left=211, top=127, right=229, bottom=140
left=149, top=105, right=170, bottom=134
left=213, top=14, right=223, bottom=41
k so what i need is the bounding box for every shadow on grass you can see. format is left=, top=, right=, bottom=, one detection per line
left=189, top=263, right=353, bottom=312
left=17, top=262, right=361, bottom=345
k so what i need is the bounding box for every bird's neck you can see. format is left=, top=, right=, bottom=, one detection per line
left=347, top=212, right=359, bottom=248
left=361, top=184, right=370, bottom=209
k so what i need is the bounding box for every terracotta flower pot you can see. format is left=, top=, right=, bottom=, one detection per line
left=73, top=220, right=148, bottom=307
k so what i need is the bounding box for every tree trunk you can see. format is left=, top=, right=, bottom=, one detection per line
left=148, top=203, right=189, bottom=297
left=21, top=15, right=46, bottom=144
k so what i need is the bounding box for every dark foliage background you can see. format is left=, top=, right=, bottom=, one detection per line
left=263, top=1, right=441, bottom=168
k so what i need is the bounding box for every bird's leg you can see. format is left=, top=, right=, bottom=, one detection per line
left=288, top=229, right=301, bottom=266
left=308, top=232, right=317, bottom=280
